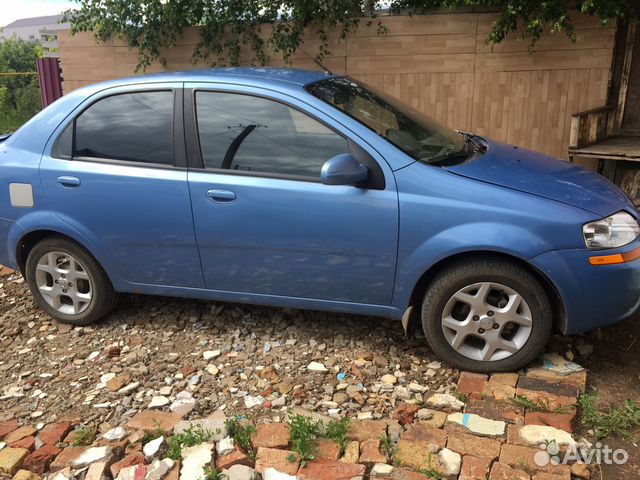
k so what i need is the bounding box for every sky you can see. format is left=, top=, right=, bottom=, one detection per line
left=0, top=0, right=75, bottom=28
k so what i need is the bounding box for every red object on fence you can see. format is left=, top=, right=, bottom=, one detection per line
left=36, top=58, right=63, bottom=108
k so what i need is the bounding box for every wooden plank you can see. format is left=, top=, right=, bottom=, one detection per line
left=354, top=13, right=477, bottom=36
left=347, top=33, right=475, bottom=56
left=476, top=49, right=612, bottom=71
left=347, top=53, right=475, bottom=74
left=475, top=28, right=615, bottom=53
left=615, top=18, right=637, bottom=132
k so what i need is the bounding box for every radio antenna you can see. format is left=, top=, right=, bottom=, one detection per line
left=298, top=47, right=333, bottom=75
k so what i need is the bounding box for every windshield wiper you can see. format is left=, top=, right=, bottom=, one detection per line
left=423, top=133, right=485, bottom=165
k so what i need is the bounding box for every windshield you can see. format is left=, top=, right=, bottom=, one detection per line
left=306, top=77, right=466, bottom=164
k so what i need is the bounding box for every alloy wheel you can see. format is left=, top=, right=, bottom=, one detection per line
left=35, top=251, right=93, bottom=315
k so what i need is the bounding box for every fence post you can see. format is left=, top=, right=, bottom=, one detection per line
left=36, top=58, right=63, bottom=108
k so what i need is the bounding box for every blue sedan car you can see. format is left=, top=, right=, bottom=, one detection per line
left=1, top=68, right=638, bottom=371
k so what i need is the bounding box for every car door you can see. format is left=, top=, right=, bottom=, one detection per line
left=185, top=83, right=398, bottom=305
left=39, top=84, right=204, bottom=288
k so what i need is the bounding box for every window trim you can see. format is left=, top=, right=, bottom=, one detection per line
left=51, top=88, right=186, bottom=169
left=185, top=87, right=385, bottom=189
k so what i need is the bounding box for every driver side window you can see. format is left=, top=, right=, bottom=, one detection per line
left=195, top=91, right=348, bottom=178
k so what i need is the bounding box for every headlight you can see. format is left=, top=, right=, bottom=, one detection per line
left=583, top=211, right=639, bottom=249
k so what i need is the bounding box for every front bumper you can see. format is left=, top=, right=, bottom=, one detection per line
left=530, top=241, right=640, bottom=334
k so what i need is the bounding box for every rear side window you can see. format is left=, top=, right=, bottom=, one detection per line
left=60, top=91, right=174, bottom=165
left=195, top=91, right=348, bottom=178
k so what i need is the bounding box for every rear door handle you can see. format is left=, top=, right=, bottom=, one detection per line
left=207, top=189, right=236, bottom=203
left=57, top=176, right=81, bottom=188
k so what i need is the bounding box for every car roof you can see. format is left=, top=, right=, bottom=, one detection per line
left=91, top=67, right=336, bottom=90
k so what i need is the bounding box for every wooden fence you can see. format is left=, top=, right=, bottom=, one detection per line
left=58, top=11, right=616, bottom=163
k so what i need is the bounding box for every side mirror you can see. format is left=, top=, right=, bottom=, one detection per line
left=320, top=153, right=368, bottom=186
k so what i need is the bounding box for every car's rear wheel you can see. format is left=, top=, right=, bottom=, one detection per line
left=421, top=257, right=552, bottom=372
left=25, top=236, right=117, bottom=325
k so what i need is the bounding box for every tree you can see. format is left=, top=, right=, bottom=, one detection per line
left=63, top=0, right=638, bottom=71
left=0, top=37, right=43, bottom=132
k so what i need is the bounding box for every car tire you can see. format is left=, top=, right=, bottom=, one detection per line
left=25, top=235, right=118, bottom=326
left=421, top=257, right=552, bottom=372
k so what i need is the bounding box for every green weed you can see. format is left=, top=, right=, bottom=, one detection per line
left=288, top=413, right=322, bottom=467
left=324, top=417, right=351, bottom=455
left=225, top=417, right=257, bottom=461
left=166, top=424, right=214, bottom=461
left=580, top=391, right=640, bottom=440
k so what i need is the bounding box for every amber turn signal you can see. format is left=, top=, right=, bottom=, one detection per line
left=589, top=246, right=640, bottom=265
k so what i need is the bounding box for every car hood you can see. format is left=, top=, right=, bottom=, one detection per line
left=445, top=139, right=637, bottom=218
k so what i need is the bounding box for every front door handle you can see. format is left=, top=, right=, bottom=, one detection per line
left=207, top=189, right=236, bottom=203
left=57, top=176, right=81, bottom=188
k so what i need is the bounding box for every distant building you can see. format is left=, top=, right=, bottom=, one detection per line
left=1, top=15, right=70, bottom=57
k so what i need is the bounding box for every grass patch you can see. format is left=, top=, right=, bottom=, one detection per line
left=416, top=454, right=444, bottom=479
left=288, top=413, right=322, bottom=467
left=324, top=417, right=351, bottom=455
left=225, top=417, right=257, bottom=461
left=379, top=433, right=397, bottom=464
left=579, top=391, right=640, bottom=440
left=200, top=466, right=226, bottom=480
left=166, top=424, right=214, bottom=461
left=71, top=426, right=95, bottom=446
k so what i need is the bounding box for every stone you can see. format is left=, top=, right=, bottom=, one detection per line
left=38, top=423, right=72, bottom=446
left=0, top=420, right=19, bottom=440
left=169, top=393, right=196, bottom=417
left=524, top=412, right=574, bottom=433
left=146, top=458, right=175, bottom=480
left=437, top=448, right=462, bottom=476
left=447, top=413, right=506, bottom=437
left=457, top=372, right=488, bottom=399
left=71, top=446, right=114, bottom=468
left=339, top=441, right=359, bottom=463
left=255, top=447, right=299, bottom=476
left=263, top=468, right=297, bottom=480
left=419, top=413, right=447, bottom=429
left=346, top=420, right=387, bottom=442
left=464, top=399, right=524, bottom=424
left=380, top=374, right=397, bottom=385
left=216, top=437, right=235, bottom=457
left=22, top=444, right=62, bottom=474
left=143, top=436, right=164, bottom=459
left=359, top=439, right=386, bottom=464
left=106, top=374, right=131, bottom=392
left=116, top=464, right=147, bottom=480
left=84, top=461, right=108, bottom=480
left=426, top=393, right=464, bottom=412
left=48, top=467, right=73, bottom=480
left=12, top=469, right=42, bottom=480
left=127, top=411, right=181, bottom=433
left=222, top=464, right=258, bottom=480
left=371, top=463, right=394, bottom=476
left=0, top=448, right=29, bottom=475
left=4, top=428, right=37, bottom=445
left=490, top=462, right=531, bottom=480
left=110, top=451, right=144, bottom=478
left=514, top=388, right=576, bottom=413
left=102, top=427, right=128, bottom=442
left=393, top=403, right=420, bottom=426
left=408, top=383, right=427, bottom=393
left=49, top=447, right=87, bottom=472
left=517, top=377, right=579, bottom=400
left=148, top=396, right=170, bottom=409
left=203, top=350, right=221, bottom=360
left=446, top=431, right=502, bottom=460
left=315, top=439, right=341, bottom=461
left=499, top=444, right=571, bottom=476
left=8, top=437, right=34, bottom=452
left=297, top=458, right=367, bottom=480
left=459, top=455, right=491, bottom=480
left=251, top=423, right=289, bottom=449
left=215, top=446, right=252, bottom=470
left=307, top=362, right=328, bottom=372
left=525, top=368, right=587, bottom=393
left=517, top=425, right=576, bottom=448
left=570, top=462, right=591, bottom=479
left=396, top=424, right=447, bottom=470
left=180, top=443, right=214, bottom=480
left=174, top=411, right=228, bottom=441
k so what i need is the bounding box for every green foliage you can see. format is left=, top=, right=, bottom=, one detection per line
left=201, top=466, right=227, bottom=480
left=512, top=395, right=571, bottom=415
left=165, top=424, right=214, bottom=461
left=63, top=0, right=637, bottom=72
left=324, top=417, right=351, bottom=455
left=0, top=36, right=42, bottom=133
left=71, top=426, right=96, bottom=446
left=416, top=453, right=445, bottom=479
left=287, top=413, right=322, bottom=467
left=225, top=417, right=257, bottom=461
left=579, top=391, right=640, bottom=440
left=379, top=433, right=398, bottom=464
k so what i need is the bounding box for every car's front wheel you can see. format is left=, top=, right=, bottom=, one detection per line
left=25, top=236, right=118, bottom=325
left=421, top=257, right=552, bottom=372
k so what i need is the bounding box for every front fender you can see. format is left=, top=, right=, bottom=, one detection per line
left=391, top=222, right=554, bottom=313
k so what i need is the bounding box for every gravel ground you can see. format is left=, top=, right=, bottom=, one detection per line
left=0, top=270, right=459, bottom=427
